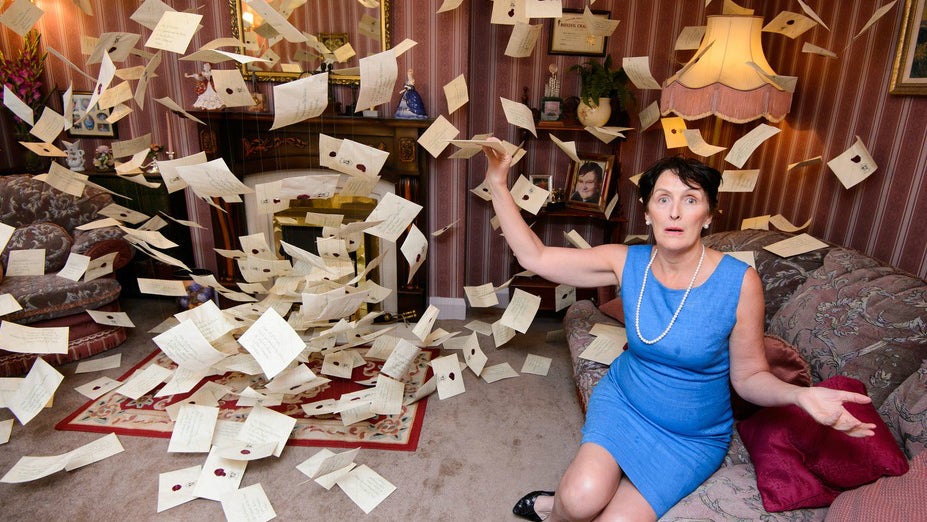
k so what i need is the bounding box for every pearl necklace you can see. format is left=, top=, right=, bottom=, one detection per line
left=635, top=244, right=706, bottom=345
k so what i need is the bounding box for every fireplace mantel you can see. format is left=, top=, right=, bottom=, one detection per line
left=192, top=110, right=431, bottom=315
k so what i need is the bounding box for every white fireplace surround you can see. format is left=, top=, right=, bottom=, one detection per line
left=242, top=169, right=399, bottom=313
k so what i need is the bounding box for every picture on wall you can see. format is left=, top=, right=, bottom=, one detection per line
left=68, top=92, right=118, bottom=138
left=548, top=9, right=611, bottom=56
left=890, top=0, right=927, bottom=94
left=565, top=153, right=615, bottom=213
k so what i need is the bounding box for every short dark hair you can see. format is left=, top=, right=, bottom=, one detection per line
left=578, top=162, right=603, bottom=182
left=638, top=156, right=721, bottom=212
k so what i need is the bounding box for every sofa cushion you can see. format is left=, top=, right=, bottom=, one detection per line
left=824, top=450, right=927, bottom=522
left=767, top=247, right=927, bottom=407
left=2, top=222, right=73, bottom=273
left=662, top=462, right=829, bottom=521
left=737, top=376, right=909, bottom=512
left=879, top=359, right=927, bottom=459
left=703, top=229, right=831, bottom=326
left=731, top=335, right=812, bottom=420
left=598, top=297, right=624, bottom=323
left=0, top=274, right=121, bottom=323
left=0, top=301, right=126, bottom=377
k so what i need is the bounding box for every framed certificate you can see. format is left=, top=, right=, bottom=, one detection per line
left=548, top=9, right=610, bottom=57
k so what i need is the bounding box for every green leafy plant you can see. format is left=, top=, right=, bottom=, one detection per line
left=569, top=55, right=633, bottom=111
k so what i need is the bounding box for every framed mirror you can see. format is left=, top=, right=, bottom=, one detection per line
left=228, top=0, right=391, bottom=85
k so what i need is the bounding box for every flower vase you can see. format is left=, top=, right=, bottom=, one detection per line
left=576, top=97, right=612, bottom=128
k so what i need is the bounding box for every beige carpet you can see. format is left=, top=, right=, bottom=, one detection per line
left=0, top=297, right=584, bottom=521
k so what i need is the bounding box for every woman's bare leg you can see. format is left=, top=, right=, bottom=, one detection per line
left=592, top=475, right=657, bottom=522
left=535, top=443, right=622, bottom=522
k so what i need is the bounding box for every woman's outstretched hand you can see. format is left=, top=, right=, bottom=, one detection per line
left=796, top=386, right=878, bottom=438
left=481, top=138, right=512, bottom=188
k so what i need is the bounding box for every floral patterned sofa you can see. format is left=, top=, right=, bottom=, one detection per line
left=0, top=174, right=134, bottom=376
left=563, top=229, right=926, bottom=520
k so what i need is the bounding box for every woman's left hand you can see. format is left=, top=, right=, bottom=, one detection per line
left=796, top=387, right=878, bottom=438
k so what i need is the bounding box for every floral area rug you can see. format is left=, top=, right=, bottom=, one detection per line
left=56, top=348, right=433, bottom=451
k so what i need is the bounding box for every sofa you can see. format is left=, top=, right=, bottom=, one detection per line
left=563, top=229, right=926, bottom=520
left=0, top=174, right=135, bottom=376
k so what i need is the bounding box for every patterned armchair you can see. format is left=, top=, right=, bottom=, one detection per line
left=0, top=174, right=134, bottom=376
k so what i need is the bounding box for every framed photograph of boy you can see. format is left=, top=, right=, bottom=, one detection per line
left=68, top=92, right=118, bottom=138
left=565, top=153, right=615, bottom=213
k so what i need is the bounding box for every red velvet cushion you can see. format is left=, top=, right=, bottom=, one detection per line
left=731, top=335, right=812, bottom=420
left=597, top=297, right=624, bottom=324
left=737, top=375, right=909, bottom=512
left=824, top=450, right=927, bottom=522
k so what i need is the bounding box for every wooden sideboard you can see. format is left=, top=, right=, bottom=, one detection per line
left=191, top=111, right=431, bottom=316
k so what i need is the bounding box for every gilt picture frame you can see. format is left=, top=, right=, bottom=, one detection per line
left=890, top=0, right=927, bottom=95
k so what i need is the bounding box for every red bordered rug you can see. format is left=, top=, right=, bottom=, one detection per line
left=56, top=348, right=433, bottom=452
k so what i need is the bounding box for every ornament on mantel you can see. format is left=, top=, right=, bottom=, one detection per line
left=394, top=68, right=427, bottom=119
left=185, top=63, right=224, bottom=110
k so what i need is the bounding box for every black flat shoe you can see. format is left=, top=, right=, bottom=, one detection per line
left=513, top=490, right=554, bottom=522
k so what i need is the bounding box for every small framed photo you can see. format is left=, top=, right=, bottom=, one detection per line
left=68, top=92, right=118, bottom=138
left=565, top=153, right=615, bottom=213
left=540, top=98, right=562, bottom=121
left=530, top=174, right=554, bottom=207
left=549, top=9, right=611, bottom=57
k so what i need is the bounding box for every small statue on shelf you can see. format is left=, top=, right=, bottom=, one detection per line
left=62, top=140, right=85, bottom=172
left=394, top=68, right=428, bottom=120
left=544, top=63, right=561, bottom=98
left=93, top=145, right=114, bottom=172
left=541, top=63, right=563, bottom=122
left=185, top=63, right=224, bottom=110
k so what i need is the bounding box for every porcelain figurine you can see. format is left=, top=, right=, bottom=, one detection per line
left=394, top=68, right=428, bottom=120
left=62, top=140, right=85, bottom=172
left=186, top=63, right=225, bottom=110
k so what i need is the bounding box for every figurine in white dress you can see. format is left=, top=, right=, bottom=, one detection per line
left=186, top=63, right=224, bottom=110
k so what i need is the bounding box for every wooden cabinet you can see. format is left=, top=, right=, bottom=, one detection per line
left=90, top=171, right=193, bottom=295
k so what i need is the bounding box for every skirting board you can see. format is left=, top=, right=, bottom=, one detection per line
left=428, top=291, right=510, bottom=321
left=429, top=297, right=467, bottom=320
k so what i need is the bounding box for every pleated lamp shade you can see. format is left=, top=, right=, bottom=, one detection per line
left=660, top=15, right=793, bottom=123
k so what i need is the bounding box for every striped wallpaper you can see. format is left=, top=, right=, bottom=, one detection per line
left=465, top=0, right=927, bottom=290
left=1, top=1, right=925, bottom=304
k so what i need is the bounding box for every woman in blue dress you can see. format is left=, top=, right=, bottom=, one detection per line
left=479, top=144, right=877, bottom=522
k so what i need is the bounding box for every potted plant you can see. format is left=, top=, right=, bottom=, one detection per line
left=569, top=55, right=632, bottom=127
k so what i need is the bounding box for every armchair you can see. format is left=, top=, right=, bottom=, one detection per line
left=0, top=174, right=134, bottom=376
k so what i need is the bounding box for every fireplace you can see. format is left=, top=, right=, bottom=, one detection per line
left=241, top=171, right=397, bottom=312
left=193, top=111, right=430, bottom=316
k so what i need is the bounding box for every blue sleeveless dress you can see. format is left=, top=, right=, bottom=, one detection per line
left=581, top=245, right=748, bottom=517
